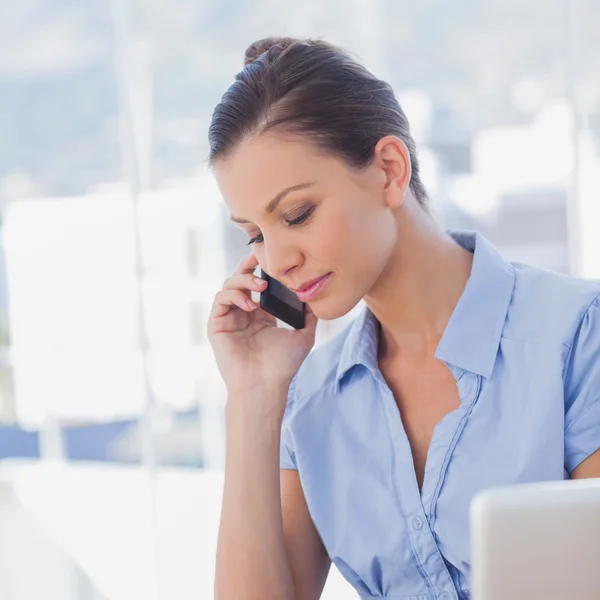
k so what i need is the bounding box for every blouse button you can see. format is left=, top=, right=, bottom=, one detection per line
left=412, top=516, right=424, bottom=530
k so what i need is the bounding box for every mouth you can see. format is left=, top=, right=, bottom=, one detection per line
left=291, top=272, right=333, bottom=302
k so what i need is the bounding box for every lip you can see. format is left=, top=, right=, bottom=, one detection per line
left=292, top=272, right=333, bottom=302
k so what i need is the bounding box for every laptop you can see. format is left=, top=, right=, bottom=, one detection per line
left=470, top=478, right=600, bottom=600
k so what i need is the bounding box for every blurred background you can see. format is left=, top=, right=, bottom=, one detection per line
left=0, top=1, right=598, bottom=598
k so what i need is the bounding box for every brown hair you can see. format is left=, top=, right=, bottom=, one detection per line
left=208, top=36, right=428, bottom=206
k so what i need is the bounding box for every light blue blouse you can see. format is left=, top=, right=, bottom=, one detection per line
left=280, top=230, right=600, bottom=600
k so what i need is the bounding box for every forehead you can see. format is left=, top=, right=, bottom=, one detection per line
left=214, top=134, right=346, bottom=210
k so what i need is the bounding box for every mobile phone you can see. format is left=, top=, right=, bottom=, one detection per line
left=259, top=269, right=306, bottom=329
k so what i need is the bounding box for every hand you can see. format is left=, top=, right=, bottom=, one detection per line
left=208, top=253, right=318, bottom=405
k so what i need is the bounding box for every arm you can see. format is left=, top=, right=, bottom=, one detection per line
left=281, top=469, right=331, bottom=600
left=563, top=297, right=600, bottom=476
left=215, top=389, right=330, bottom=600
left=570, top=448, right=600, bottom=479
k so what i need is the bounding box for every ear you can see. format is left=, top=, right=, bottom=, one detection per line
left=373, top=136, right=412, bottom=209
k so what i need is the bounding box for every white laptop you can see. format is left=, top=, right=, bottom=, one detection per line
left=470, top=478, right=600, bottom=600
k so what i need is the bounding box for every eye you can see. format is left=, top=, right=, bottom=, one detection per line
left=286, top=205, right=316, bottom=226
left=246, top=233, right=264, bottom=246
left=245, top=205, right=316, bottom=246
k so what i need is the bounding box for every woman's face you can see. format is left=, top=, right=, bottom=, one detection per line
left=214, top=133, right=406, bottom=320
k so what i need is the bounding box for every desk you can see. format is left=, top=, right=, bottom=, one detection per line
left=0, top=460, right=355, bottom=600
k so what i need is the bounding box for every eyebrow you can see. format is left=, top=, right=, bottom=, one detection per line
left=230, top=182, right=316, bottom=224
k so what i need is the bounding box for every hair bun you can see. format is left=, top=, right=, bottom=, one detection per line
left=243, top=36, right=298, bottom=67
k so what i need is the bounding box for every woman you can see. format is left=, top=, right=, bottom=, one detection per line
left=207, top=37, right=600, bottom=600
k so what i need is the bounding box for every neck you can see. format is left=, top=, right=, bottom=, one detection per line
left=364, top=198, right=473, bottom=362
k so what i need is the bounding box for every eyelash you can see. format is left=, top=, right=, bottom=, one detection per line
left=246, top=206, right=316, bottom=246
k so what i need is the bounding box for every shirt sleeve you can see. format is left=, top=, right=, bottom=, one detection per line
left=280, top=377, right=298, bottom=470
left=563, top=295, right=600, bottom=474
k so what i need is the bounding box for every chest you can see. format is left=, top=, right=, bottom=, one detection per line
left=379, top=357, right=461, bottom=490
left=291, top=347, right=568, bottom=597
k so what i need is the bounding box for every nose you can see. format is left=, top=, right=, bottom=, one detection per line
left=261, top=231, right=302, bottom=282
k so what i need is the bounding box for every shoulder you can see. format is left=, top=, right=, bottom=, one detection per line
left=503, top=262, right=600, bottom=348
left=287, top=319, right=355, bottom=409
left=280, top=319, right=357, bottom=466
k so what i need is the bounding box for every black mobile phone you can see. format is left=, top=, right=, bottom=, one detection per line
left=259, top=269, right=306, bottom=329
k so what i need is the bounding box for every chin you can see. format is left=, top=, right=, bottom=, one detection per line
left=309, top=295, right=362, bottom=321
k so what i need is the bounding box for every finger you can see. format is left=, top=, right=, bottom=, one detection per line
left=233, top=252, right=259, bottom=276
left=223, top=273, right=267, bottom=294
left=210, top=289, right=257, bottom=319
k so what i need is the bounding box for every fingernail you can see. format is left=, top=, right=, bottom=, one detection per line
left=254, top=277, right=267, bottom=287
left=246, top=298, right=257, bottom=309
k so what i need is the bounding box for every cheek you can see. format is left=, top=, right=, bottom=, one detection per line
left=327, top=200, right=381, bottom=255
left=337, top=204, right=396, bottom=275
left=308, top=194, right=389, bottom=268
left=309, top=208, right=355, bottom=261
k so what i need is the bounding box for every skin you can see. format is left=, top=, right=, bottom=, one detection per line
left=209, top=131, right=600, bottom=600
